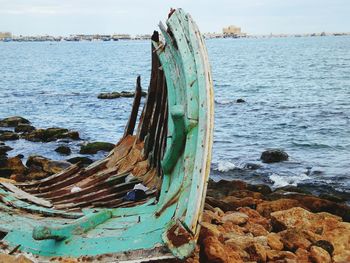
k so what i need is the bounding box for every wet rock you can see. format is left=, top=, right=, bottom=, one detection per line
left=25, top=128, right=80, bottom=142
left=207, top=179, right=248, bottom=199
left=0, top=116, right=30, bottom=127
left=243, top=162, right=261, bottom=170
left=14, top=124, right=35, bottom=133
left=98, top=92, right=121, bottom=99
left=260, top=149, right=289, bottom=163
left=55, top=145, right=71, bottom=155
left=6, top=156, right=27, bottom=175
left=274, top=185, right=312, bottom=195
left=236, top=98, right=246, bottom=103
left=67, top=156, right=93, bottom=166
left=318, top=193, right=346, bottom=203
left=80, top=142, right=115, bottom=154
left=27, top=155, right=71, bottom=174
left=97, top=91, right=147, bottom=99
left=256, top=198, right=303, bottom=219
left=0, top=144, right=12, bottom=154
left=0, top=130, right=19, bottom=141
left=247, top=184, right=272, bottom=195
left=310, top=246, right=331, bottom=263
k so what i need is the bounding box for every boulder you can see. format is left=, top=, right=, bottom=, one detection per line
left=310, top=246, right=331, bottom=263
left=244, top=243, right=267, bottom=262
left=14, top=124, right=35, bottom=133
left=236, top=98, right=246, bottom=103
left=0, top=156, right=27, bottom=179
left=256, top=198, right=303, bottom=219
left=67, top=156, right=93, bottom=166
left=26, top=155, right=71, bottom=174
left=267, top=233, right=284, bottom=251
left=98, top=91, right=147, bottom=99
left=0, top=144, right=12, bottom=154
left=0, top=131, right=19, bottom=141
left=260, top=149, right=289, bottom=163
left=202, top=236, right=243, bottom=263
left=221, top=212, right=248, bottom=225
left=25, top=128, right=80, bottom=142
left=80, top=142, right=115, bottom=154
left=55, top=145, right=71, bottom=155
left=0, top=116, right=30, bottom=127
left=278, top=228, right=312, bottom=251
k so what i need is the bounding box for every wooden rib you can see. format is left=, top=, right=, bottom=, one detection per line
left=124, top=76, right=142, bottom=137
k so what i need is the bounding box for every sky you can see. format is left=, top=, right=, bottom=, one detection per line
left=0, top=0, right=349, bottom=36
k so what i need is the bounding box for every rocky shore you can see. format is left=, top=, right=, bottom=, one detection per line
left=0, top=116, right=349, bottom=262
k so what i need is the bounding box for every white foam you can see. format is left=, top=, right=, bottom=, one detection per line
left=269, top=173, right=311, bottom=188
left=217, top=160, right=236, bottom=172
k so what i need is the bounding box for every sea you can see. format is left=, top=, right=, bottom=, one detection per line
left=0, top=36, right=349, bottom=202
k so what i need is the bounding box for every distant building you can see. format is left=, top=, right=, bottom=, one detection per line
left=0, top=32, right=12, bottom=40
left=222, top=25, right=246, bottom=38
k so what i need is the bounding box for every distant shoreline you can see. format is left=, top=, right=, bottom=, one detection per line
left=1, top=32, right=350, bottom=42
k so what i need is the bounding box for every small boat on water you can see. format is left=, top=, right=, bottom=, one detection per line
left=0, top=8, right=214, bottom=262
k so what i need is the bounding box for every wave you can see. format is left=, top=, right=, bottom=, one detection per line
left=291, top=141, right=333, bottom=149
left=217, top=160, right=236, bottom=172
left=269, top=173, right=311, bottom=188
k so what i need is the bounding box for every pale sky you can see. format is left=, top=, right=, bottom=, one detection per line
left=0, top=0, right=349, bottom=36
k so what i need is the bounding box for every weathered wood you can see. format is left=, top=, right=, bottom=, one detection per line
left=1, top=182, right=52, bottom=208
left=124, top=76, right=142, bottom=137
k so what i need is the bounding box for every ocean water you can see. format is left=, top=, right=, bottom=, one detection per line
left=0, top=37, right=349, bottom=201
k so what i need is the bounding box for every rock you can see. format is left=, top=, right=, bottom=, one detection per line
left=274, top=185, right=312, bottom=195
left=202, top=236, right=243, bottom=263
left=55, top=145, right=71, bottom=155
left=25, top=128, right=80, bottom=142
left=0, top=168, right=12, bottom=178
left=295, top=248, right=310, bottom=262
left=6, top=156, right=27, bottom=175
left=266, top=250, right=297, bottom=261
left=221, top=212, right=248, bottom=225
left=80, top=142, right=115, bottom=154
left=244, top=222, right=269, bottom=237
left=98, top=92, right=121, bottom=99
left=245, top=243, right=267, bottom=262
left=120, top=91, right=135, bottom=97
left=0, top=144, right=12, bottom=154
left=260, top=149, right=289, bottom=163
left=0, top=131, right=19, bottom=141
left=226, top=189, right=264, bottom=200
left=310, top=246, right=331, bottom=263
left=26, top=155, right=71, bottom=174
left=278, top=228, right=312, bottom=251
left=243, top=162, right=261, bottom=170
left=314, top=240, right=334, bottom=255
left=221, top=196, right=261, bottom=210
left=16, top=154, right=24, bottom=159
left=238, top=207, right=271, bottom=231
left=267, top=233, right=284, bottom=251
left=14, top=124, right=35, bottom=133
left=0, top=116, right=30, bottom=127
left=256, top=198, right=303, bottom=219
left=236, top=98, right=246, bottom=103
left=207, top=179, right=248, bottom=199
left=67, top=156, right=93, bottom=166
left=247, top=184, right=272, bottom=195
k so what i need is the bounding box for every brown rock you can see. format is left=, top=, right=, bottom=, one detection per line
left=256, top=198, right=303, bottom=218
left=266, top=250, right=297, bottom=261
left=6, top=156, right=27, bottom=175
left=221, top=212, right=248, bottom=225
left=245, top=243, right=267, bottom=262
left=202, top=210, right=222, bottom=224
left=202, top=236, right=243, bottom=263
left=267, top=233, right=284, bottom=251
left=279, top=228, right=312, bottom=251
left=227, top=189, right=264, bottom=200
left=309, top=246, right=331, bottom=263
left=238, top=207, right=271, bottom=231
left=199, top=222, right=221, bottom=241
left=222, top=196, right=261, bottom=209
left=244, top=222, right=269, bottom=237
left=207, top=179, right=248, bottom=199
left=295, top=248, right=311, bottom=262
left=26, top=155, right=71, bottom=174
left=217, top=222, right=245, bottom=235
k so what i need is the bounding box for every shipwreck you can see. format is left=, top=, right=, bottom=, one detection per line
left=0, top=9, right=214, bottom=262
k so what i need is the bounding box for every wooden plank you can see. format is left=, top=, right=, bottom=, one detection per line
left=1, top=182, right=52, bottom=208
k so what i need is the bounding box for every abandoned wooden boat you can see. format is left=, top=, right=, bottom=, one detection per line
left=0, top=9, right=214, bottom=262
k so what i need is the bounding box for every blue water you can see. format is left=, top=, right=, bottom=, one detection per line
left=0, top=37, right=350, bottom=200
